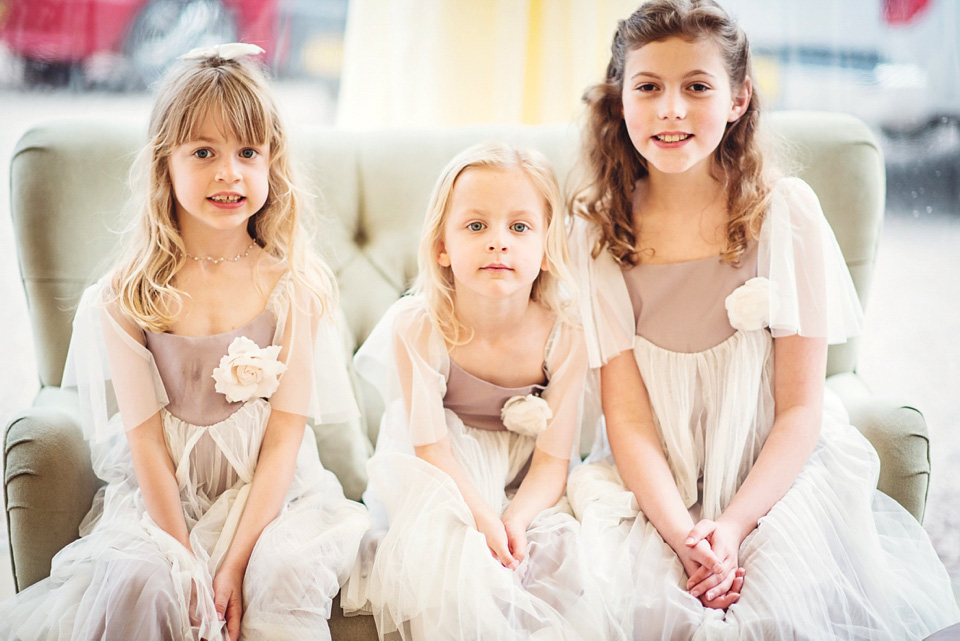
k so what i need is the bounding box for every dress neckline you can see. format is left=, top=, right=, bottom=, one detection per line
left=447, top=358, right=547, bottom=393
left=630, top=239, right=758, bottom=269
left=634, top=253, right=723, bottom=268
left=446, top=314, right=559, bottom=390
left=152, top=271, right=288, bottom=340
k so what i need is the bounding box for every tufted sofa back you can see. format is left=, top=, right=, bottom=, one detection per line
left=10, top=112, right=884, bottom=447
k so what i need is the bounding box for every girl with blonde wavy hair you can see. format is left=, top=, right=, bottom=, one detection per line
left=0, top=45, right=370, bottom=641
left=565, top=1, right=958, bottom=638
left=413, top=141, right=576, bottom=344
left=343, top=142, right=614, bottom=640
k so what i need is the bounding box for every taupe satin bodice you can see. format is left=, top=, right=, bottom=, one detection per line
left=622, top=241, right=758, bottom=353
left=443, top=359, right=546, bottom=432
left=145, top=310, right=277, bottom=426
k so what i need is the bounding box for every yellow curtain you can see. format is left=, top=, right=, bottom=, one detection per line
left=335, top=0, right=637, bottom=128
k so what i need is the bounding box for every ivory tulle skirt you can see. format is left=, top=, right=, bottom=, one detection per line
left=0, top=400, right=370, bottom=641
left=567, top=334, right=959, bottom=641
left=344, top=407, right=622, bottom=641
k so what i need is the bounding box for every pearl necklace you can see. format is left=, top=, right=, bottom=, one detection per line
left=184, top=241, right=257, bottom=265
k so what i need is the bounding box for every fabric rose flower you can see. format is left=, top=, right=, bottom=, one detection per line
left=500, top=394, right=553, bottom=438
left=724, top=276, right=779, bottom=332
left=212, top=336, right=287, bottom=403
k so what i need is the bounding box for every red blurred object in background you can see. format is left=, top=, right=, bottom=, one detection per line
left=0, top=0, right=277, bottom=85
left=883, top=0, right=932, bottom=24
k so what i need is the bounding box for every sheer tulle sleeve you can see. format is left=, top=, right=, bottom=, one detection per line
left=61, top=282, right=168, bottom=443
left=569, top=216, right=635, bottom=368
left=536, top=320, right=589, bottom=460
left=354, top=296, right=450, bottom=447
left=758, top=177, right=864, bottom=343
left=269, top=275, right=359, bottom=423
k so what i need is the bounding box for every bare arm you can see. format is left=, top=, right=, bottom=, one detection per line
left=125, top=412, right=192, bottom=552
left=219, top=408, right=303, bottom=570
left=717, top=334, right=826, bottom=542
left=498, top=447, right=569, bottom=564
left=415, top=437, right=518, bottom=568
left=415, top=437, right=496, bottom=523
left=603, top=348, right=730, bottom=588
left=684, top=334, right=825, bottom=607
left=501, top=447, right=568, bottom=532
left=602, top=350, right=701, bottom=556
left=213, top=407, right=305, bottom=638
left=103, top=301, right=192, bottom=553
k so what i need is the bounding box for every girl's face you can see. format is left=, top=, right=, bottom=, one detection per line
left=621, top=36, right=751, bottom=178
left=438, top=167, right=549, bottom=303
left=167, top=109, right=270, bottom=236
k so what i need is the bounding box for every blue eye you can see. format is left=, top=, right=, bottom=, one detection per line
left=194, top=148, right=212, bottom=159
left=240, top=148, right=257, bottom=159
left=467, top=222, right=484, bottom=231
left=511, top=222, right=529, bottom=233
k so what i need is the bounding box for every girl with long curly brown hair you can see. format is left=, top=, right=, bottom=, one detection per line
left=565, top=1, right=959, bottom=638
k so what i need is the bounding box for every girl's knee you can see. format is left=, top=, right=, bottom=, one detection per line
left=82, top=557, right=181, bottom=640
left=106, top=557, right=180, bottom=612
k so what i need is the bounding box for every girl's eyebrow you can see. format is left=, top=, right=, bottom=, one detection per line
left=187, top=135, right=266, bottom=147
left=460, top=207, right=538, bottom=216
left=629, top=69, right=719, bottom=81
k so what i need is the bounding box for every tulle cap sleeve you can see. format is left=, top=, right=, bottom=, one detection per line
left=62, top=282, right=168, bottom=443
left=569, top=216, right=635, bottom=368
left=269, top=275, right=360, bottom=424
left=354, top=296, right=450, bottom=447
left=759, top=177, right=864, bottom=343
left=536, top=320, right=588, bottom=460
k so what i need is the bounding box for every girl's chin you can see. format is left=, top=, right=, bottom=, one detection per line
left=644, top=157, right=714, bottom=178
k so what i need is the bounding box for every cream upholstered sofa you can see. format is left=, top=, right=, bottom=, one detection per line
left=4, top=112, right=930, bottom=640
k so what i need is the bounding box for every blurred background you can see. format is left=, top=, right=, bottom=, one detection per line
left=0, top=0, right=957, bottom=603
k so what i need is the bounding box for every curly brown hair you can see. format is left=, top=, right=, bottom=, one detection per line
left=571, top=0, right=772, bottom=265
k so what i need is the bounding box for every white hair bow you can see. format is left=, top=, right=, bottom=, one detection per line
left=180, top=43, right=265, bottom=61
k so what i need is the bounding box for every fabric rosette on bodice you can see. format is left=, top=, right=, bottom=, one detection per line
left=212, top=336, right=287, bottom=403
left=499, top=394, right=553, bottom=438
left=724, top=276, right=779, bottom=332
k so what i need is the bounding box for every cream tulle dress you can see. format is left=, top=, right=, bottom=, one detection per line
left=566, top=177, right=959, bottom=640
left=342, top=295, right=621, bottom=641
left=0, top=273, right=371, bottom=641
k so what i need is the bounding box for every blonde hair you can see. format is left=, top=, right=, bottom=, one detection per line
left=571, top=0, right=774, bottom=265
left=110, top=52, right=336, bottom=331
left=412, top=141, right=576, bottom=345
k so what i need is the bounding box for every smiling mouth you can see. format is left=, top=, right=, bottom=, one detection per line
left=208, top=194, right=245, bottom=203
left=654, top=134, right=691, bottom=143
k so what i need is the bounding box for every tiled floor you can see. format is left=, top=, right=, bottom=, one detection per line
left=1, top=89, right=958, bottom=612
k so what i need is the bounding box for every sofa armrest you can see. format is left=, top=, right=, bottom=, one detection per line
left=3, top=403, right=103, bottom=592
left=826, top=372, right=930, bottom=523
